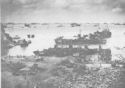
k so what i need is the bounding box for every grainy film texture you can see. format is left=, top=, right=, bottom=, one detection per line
left=1, top=0, right=125, bottom=88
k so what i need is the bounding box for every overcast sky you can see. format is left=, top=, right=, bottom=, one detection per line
left=1, top=0, right=125, bottom=23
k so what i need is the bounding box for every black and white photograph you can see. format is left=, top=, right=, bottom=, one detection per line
left=1, top=0, right=125, bottom=88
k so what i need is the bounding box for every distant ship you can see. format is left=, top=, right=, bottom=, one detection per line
left=71, top=23, right=81, bottom=27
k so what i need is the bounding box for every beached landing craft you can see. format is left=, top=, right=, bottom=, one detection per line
left=16, top=39, right=32, bottom=48
left=8, top=38, right=31, bottom=48
left=34, top=29, right=112, bottom=62
left=9, top=36, right=31, bottom=48
left=34, top=47, right=112, bottom=63
left=55, top=29, right=111, bottom=46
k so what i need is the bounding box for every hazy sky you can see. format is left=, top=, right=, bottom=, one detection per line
left=1, top=0, right=125, bottom=23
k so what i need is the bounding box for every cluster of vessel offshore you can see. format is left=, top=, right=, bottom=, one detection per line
left=34, top=27, right=112, bottom=63
left=6, top=33, right=31, bottom=48
left=1, top=25, right=32, bottom=48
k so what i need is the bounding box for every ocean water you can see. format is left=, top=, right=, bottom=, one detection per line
left=6, top=23, right=125, bottom=59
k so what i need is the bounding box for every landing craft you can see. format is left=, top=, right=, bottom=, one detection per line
left=16, top=39, right=31, bottom=48
left=13, top=35, right=20, bottom=39
left=55, top=29, right=111, bottom=46
left=34, top=29, right=111, bottom=59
